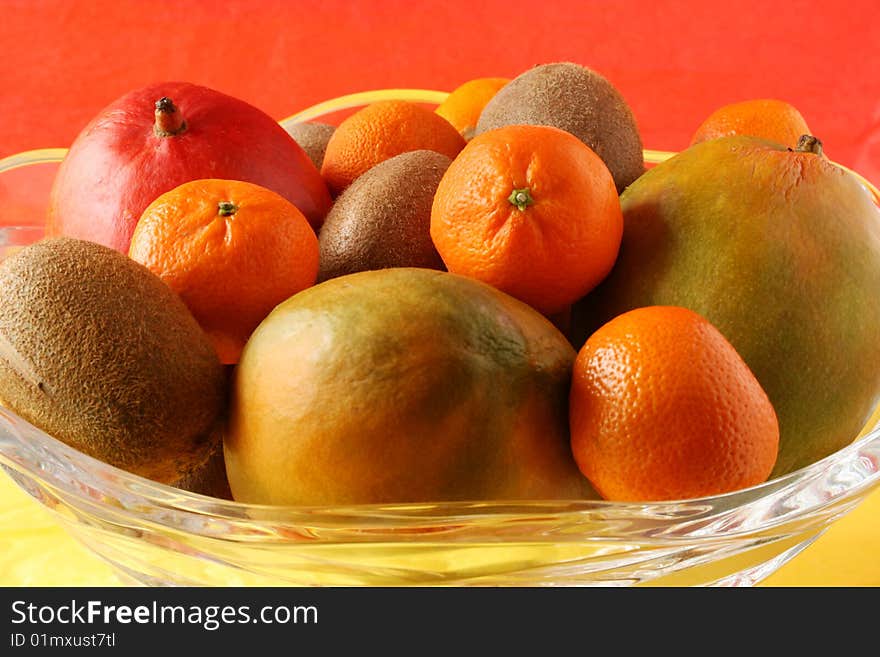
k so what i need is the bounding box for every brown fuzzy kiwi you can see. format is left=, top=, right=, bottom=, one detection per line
left=171, top=425, right=233, bottom=500
left=285, top=121, right=336, bottom=170
left=317, top=150, right=450, bottom=282
left=0, top=237, right=227, bottom=484
left=475, top=62, right=645, bottom=193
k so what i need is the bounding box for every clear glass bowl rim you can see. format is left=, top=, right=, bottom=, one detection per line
left=0, top=87, right=879, bottom=544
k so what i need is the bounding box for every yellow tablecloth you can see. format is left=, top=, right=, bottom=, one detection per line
left=1, top=472, right=878, bottom=587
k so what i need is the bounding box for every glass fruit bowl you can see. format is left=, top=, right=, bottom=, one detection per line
left=1, top=89, right=880, bottom=587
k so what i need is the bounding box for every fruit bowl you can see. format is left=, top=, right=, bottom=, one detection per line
left=1, top=89, right=880, bottom=586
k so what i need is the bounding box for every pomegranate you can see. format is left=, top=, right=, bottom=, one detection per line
left=47, top=81, right=332, bottom=251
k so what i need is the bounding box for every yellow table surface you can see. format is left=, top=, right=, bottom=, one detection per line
left=1, top=471, right=878, bottom=587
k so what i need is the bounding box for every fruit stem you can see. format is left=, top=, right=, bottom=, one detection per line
left=154, top=97, right=187, bottom=137
left=218, top=201, right=238, bottom=217
left=793, top=135, right=823, bottom=156
left=508, top=187, right=534, bottom=211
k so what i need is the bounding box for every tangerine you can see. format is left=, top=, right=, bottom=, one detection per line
left=430, top=124, right=623, bottom=316
left=569, top=305, right=779, bottom=502
left=435, top=76, right=510, bottom=140
left=690, top=98, right=810, bottom=147
left=128, top=179, right=319, bottom=364
left=320, top=100, right=466, bottom=196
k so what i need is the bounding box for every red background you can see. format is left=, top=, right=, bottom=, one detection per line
left=1, top=1, right=879, bottom=182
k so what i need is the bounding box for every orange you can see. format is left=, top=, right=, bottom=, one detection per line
left=690, top=98, right=811, bottom=147
left=435, top=76, right=509, bottom=140
left=569, top=305, right=779, bottom=502
left=128, top=178, right=319, bottom=364
left=320, top=100, right=466, bottom=196
left=430, top=124, right=623, bottom=316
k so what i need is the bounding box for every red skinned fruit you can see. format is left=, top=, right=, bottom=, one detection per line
left=47, top=82, right=332, bottom=251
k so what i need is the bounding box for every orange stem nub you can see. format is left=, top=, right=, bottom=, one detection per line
left=218, top=201, right=238, bottom=217
left=508, top=187, right=534, bottom=211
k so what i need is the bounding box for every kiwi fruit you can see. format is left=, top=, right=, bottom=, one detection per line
left=0, top=237, right=227, bottom=484
left=285, top=121, right=336, bottom=169
left=171, top=428, right=233, bottom=500
left=475, top=62, right=645, bottom=193
left=317, top=149, right=450, bottom=282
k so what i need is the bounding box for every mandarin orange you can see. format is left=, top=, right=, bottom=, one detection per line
left=128, top=179, right=319, bottom=364
left=690, top=98, right=810, bottom=147
left=320, top=100, right=466, bottom=196
left=430, top=124, right=622, bottom=316
left=569, top=305, right=779, bottom=502
left=435, top=76, right=509, bottom=140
